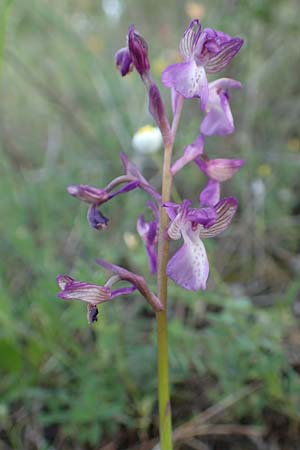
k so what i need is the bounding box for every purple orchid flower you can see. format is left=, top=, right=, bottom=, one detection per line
left=199, top=179, right=221, bottom=207
left=162, top=20, right=243, bottom=110
left=200, top=78, right=242, bottom=136
left=163, top=193, right=238, bottom=291
left=56, top=274, right=137, bottom=324
left=137, top=201, right=159, bottom=274
left=195, top=154, right=245, bottom=182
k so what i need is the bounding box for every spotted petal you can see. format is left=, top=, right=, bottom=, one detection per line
left=162, top=60, right=208, bottom=109
left=167, top=228, right=209, bottom=291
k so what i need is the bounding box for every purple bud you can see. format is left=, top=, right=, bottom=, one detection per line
left=67, top=185, right=109, bottom=205
left=87, top=205, right=109, bottom=230
left=115, top=47, right=133, bottom=76
left=127, top=25, right=150, bottom=77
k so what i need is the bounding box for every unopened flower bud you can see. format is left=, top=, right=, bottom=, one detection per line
left=127, top=25, right=150, bottom=78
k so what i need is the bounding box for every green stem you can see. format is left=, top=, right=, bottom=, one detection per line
left=156, top=95, right=184, bottom=449
left=156, top=140, right=174, bottom=450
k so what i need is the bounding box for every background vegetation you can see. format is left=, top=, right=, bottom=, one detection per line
left=1, top=0, right=300, bottom=448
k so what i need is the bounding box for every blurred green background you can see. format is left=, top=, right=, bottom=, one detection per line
left=1, top=0, right=300, bottom=449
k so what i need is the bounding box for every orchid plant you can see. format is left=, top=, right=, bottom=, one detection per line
left=57, top=19, right=244, bottom=449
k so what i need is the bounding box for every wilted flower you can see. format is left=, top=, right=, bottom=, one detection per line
left=56, top=274, right=137, bottom=324
left=162, top=20, right=243, bottom=109
left=200, top=78, right=242, bottom=136
left=163, top=193, right=237, bottom=291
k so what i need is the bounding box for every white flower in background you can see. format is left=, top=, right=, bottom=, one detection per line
left=132, top=125, right=163, bottom=154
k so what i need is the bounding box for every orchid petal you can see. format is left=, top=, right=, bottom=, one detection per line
left=199, top=197, right=238, bottom=238
left=56, top=277, right=111, bottom=304
left=179, top=19, right=202, bottom=59
left=162, top=60, right=208, bottom=108
left=167, top=228, right=209, bottom=291
left=199, top=179, right=221, bottom=207
left=205, top=37, right=244, bottom=73
left=195, top=157, right=245, bottom=182
left=67, top=185, right=109, bottom=205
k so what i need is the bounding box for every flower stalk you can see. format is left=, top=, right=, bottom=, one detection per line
left=156, top=140, right=174, bottom=449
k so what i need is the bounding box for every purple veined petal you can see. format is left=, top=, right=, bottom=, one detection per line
left=111, top=285, right=137, bottom=298
left=115, top=47, right=133, bottom=76
left=205, top=37, right=244, bottom=73
left=162, top=60, right=209, bottom=109
left=199, top=179, right=221, bottom=207
left=166, top=199, right=193, bottom=240
left=196, top=157, right=245, bottom=182
left=96, top=259, right=163, bottom=311
left=87, top=205, right=109, bottom=230
left=167, top=228, right=209, bottom=291
left=67, top=185, right=109, bottom=205
left=179, top=19, right=202, bottom=59
left=57, top=278, right=112, bottom=304
left=199, top=197, right=238, bottom=238
left=171, top=134, right=204, bottom=175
